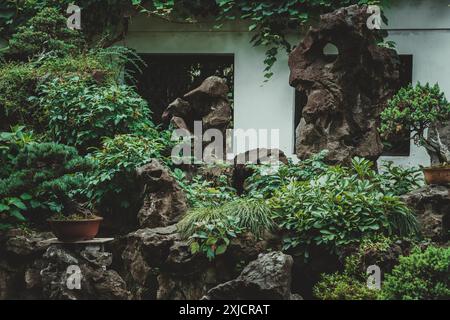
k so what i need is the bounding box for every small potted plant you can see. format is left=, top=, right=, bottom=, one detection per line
left=48, top=200, right=103, bottom=242
left=380, top=83, right=450, bottom=185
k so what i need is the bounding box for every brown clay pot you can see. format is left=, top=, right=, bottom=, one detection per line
left=423, top=167, right=450, bottom=185
left=48, top=217, right=103, bottom=242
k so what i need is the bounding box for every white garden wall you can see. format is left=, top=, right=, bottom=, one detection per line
left=122, top=0, right=450, bottom=167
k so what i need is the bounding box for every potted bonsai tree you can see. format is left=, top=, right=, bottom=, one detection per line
left=380, top=83, right=450, bottom=185
left=49, top=199, right=103, bottom=242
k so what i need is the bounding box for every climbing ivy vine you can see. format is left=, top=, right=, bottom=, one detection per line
left=1, top=0, right=391, bottom=79
left=132, top=0, right=391, bottom=80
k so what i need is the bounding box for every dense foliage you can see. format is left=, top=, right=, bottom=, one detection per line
left=380, top=83, right=450, bottom=164
left=86, top=132, right=172, bottom=213
left=315, top=243, right=450, bottom=300
left=0, top=127, right=93, bottom=229
left=7, top=7, right=84, bottom=59
left=270, top=158, right=419, bottom=255
left=1, top=1, right=391, bottom=80
left=38, top=76, right=154, bottom=152
left=178, top=155, right=422, bottom=261
left=380, top=246, right=450, bottom=300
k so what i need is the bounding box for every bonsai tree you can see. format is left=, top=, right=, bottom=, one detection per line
left=380, top=83, right=450, bottom=165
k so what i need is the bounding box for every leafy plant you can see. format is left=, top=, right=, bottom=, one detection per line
left=0, top=137, right=93, bottom=229
left=178, top=197, right=274, bottom=240
left=380, top=246, right=450, bottom=300
left=0, top=46, right=138, bottom=131
left=245, top=150, right=329, bottom=199
left=269, top=158, right=419, bottom=256
left=86, top=133, right=171, bottom=212
left=7, top=7, right=85, bottom=59
left=379, top=161, right=422, bottom=196
left=189, top=215, right=244, bottom=261
left=172, top=168, right=237, bottom=208
left=380, top=83, right=450, bottom=165
left=313, top=236, right=399, bottom=300
left=313, top=273, right=379, bottom=300
left=37, top=76, right=155, bottom=153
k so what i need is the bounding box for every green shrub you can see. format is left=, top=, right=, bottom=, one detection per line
left=178, top=197, right=274, bottom=239
left=313, top=236, right=398, bottom=300
left=313, top=273, right=379, bottom=300
left=0, top=63, right=37, bottom=129
left=245, top=150, right=329, bottom=199
left=189, top=215, right=244, bottom=261
left=8, top=7, right=84, bottom=59
left=86, top=133, right=171, bottom=212
left=172, top=167, right=238, bottom=208
left=37, top=76, right=155, bottom=152
left=380, top=246, right=450, bottom=300
left=245, top=151, right=421, bottom=199
left=0, top=45, right=143, bottom=131
left=0, top=135, right=93, bottom=229
left=380, top=83, right=450, bottom=164
left=178, top=197, right=275, bottom=260
left=269, top=158, right=419, bottom=255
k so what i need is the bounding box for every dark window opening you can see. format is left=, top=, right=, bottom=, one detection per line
left=293, top=54, right=413, bottom=156
left=128, top=54, right=234, bottom=125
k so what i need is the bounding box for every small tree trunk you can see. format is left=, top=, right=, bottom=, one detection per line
left=423, top=125, right=450, bottom=165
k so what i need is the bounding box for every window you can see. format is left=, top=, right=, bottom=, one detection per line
left=128, top=54, right=234, bottom=125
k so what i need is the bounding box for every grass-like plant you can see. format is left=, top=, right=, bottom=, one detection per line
left=177, top=197, right=275, bottom=239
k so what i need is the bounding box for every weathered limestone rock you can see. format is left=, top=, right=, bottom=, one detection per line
left=119, top=225, right=210, bottom=299
left=162, top=76, right=232, bottom=144
left=289, top=5, right=400, bottom=164
left=33, top=245, right=130, bottom=300
left=136, top=160, right=187, bottom=228
left=0, top=230, right=52, bottom=299
left=204, top=251, right=301, bottom=300
left=117, top=224, right=274, bottom=300
left=401, top=185, right=450, bottom=242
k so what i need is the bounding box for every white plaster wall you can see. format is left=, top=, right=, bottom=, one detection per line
left=123, top=0, right=450, bottom=168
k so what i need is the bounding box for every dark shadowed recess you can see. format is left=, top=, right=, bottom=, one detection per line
left=128, top=53, right=234, bottom=125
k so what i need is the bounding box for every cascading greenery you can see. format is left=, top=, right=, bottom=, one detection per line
left=1, top=1, right=391, bottom=80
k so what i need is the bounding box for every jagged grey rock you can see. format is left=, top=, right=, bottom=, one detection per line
left=204, top=251, right=301, bottom=300
left=289, top=5, right=400, bottom=164
left=401, top=185, right=450, bottom=242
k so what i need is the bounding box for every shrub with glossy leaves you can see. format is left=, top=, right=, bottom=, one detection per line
left=269, top=158, right=419, bottom=255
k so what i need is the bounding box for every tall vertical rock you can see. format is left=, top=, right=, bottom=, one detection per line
left=289, top=5, right=400, bottom=163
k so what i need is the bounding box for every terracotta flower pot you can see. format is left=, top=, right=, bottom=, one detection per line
left=423, top=167, right=450, bottom=185
left=48, top=217, right=103, bottom=242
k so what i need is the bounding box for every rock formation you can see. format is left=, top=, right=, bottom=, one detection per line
left=288, top=5, right=400, bottom=163
left=162, top=76, right=232, bottom=136
left=204, top=252, right=301, bottom=300
left=401, top=184, right=450, bottom=242
left=136, top=160, right=187, bottom=228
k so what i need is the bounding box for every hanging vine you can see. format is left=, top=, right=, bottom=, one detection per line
left=1, top=0, right=390, bottom=79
